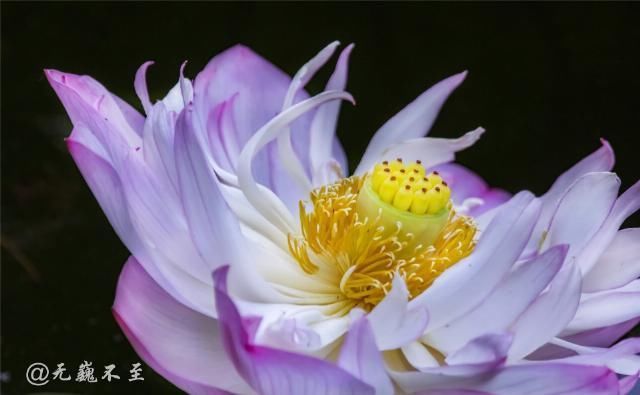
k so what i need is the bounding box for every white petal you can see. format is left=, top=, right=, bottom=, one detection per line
left=401, top=342, right=440, bottom=370
left=367, top=275, right=429, bottom=350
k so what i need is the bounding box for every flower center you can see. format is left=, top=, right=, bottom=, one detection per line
left=288, top=159, right=477, bottom=314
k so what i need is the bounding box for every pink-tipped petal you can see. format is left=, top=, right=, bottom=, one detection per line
left=213, top=266, right=374, bottom=395
left=45, top=69, right=143, bottom=148
left=356, top=71, right=468, bottom=174
left=113, top=257, right=251, bottom=395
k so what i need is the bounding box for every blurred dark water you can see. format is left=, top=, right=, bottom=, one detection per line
left=2, top=2, right=639, bottom=394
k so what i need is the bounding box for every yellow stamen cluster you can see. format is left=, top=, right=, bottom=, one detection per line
left=371, top=159, right=451, bottom=215
left=288, top=169, right=477, bottom=313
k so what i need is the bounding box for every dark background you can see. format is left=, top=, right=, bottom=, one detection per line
left=2, top=2, right=640, bottom=394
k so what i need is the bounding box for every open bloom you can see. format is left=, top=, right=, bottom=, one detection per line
left=47, top=42, right=640, bottom=394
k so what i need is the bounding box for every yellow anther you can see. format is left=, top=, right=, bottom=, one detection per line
left=440, top=183, right=451, bottom=202
left=373, top=162, right=387, bottom=173
left=410, top=188, right=430, bottom=214
left=393, top=184, right=414, bottom=211
left=428, top=171, right=443, bottom=185
left=392, top=170, right=408, bottom=184
left=426, top=187, right=444, bottom=215
left=379, top=176, right=400, bottom=203
left=406, top=160, right=426, bottom=177
left=389, top=158, right=404, bottom=172
left=372, top=167, right=391, bottom=191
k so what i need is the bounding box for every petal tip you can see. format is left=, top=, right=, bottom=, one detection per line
left=599, top=137, right=616, bottom=169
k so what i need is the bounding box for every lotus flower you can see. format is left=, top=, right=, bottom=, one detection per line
left=46, top=41, right=640, bottom=395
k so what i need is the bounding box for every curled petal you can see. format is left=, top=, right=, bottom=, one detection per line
left=134, top=61, right=154, bottom=114
left=275, top=41, right=341, bottom=195
left=310, top=44, right=354, bottom=183
left=237, top=90, right=354, bottom=235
